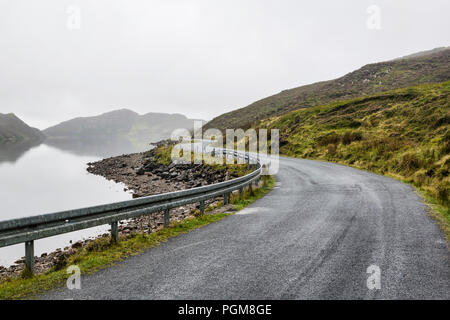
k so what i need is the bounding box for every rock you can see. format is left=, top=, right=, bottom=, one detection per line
left=161, top=172, right=170, bottom=178
left=136, top=167, right=145, bottom=175
left=72, top=241, right=83, bottom=249
left=168, top=163, right=176, bottom=169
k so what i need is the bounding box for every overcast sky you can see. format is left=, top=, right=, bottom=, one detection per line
left=0, top=0, right=449, bottom=129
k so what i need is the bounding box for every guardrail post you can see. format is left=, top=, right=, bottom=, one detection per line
left=164, top=209, right=170, bottom=227
left=223, top=193, right=229, bottom=205
left=25, top=240, right=34, bottom=274
left=247, top=153, right=250, bottom=170
left=239, top=187, right=244, bottom=198
left=111, top=221, right=119, bottom=244
left=199, top=200, right=205, bottom=215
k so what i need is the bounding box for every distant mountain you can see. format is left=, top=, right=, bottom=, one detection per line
left=44, top=109, right=203, bottom=146
left=205, top=47, right=450, bottom=131
left=0, top=113, right=45, bottom=143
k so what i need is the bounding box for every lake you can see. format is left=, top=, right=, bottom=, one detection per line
left=0, top=141, right=148, bottom=267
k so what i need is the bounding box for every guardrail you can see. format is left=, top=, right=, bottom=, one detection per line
left=0, top=149, right=262, bottom=274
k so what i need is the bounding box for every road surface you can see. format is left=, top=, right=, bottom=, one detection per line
left=41, top=157, right=449, bottom=299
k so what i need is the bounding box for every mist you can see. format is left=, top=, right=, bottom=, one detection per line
left=0, top=0, right=449, bottom=129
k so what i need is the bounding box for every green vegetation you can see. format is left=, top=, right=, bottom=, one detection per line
left=151, top=144, right=174, bottom=166
left=230, top=175, right=275, bottom=210
left=205, top=47, right=450, bottom=131
left=151, top=144, right=254, bottom=177
left=258, top=81, right=449, bottom=237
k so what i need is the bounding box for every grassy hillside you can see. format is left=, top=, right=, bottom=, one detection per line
left=206, top=47, right=450, bottom=131
left=258, top=81, right=449, bottom=231
left=0, top=113, right=44, bottom=143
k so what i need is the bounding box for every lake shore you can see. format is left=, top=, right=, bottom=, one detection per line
left=0, top=147, right=244, bottom=281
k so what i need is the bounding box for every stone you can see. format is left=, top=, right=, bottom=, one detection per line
left=72, top=241, right=83, bottom=249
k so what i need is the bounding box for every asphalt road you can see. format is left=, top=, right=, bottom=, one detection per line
left=41, top=157, right=449, bottom=300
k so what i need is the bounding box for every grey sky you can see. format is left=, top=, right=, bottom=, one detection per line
left=0, top=0, right=449, bottom=129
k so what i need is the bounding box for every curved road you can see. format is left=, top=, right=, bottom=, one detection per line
left=42, top=157, right=449, bottom=299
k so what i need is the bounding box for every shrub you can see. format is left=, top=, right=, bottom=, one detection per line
left=398, top=153, right=422, bottom=172
left=327, top=144, right=337, bottom=156
left=342, top=131, right=363, bottom=145
left=440, top=136, right=450, bottom=156
left=413, top=171, right=427, bottom=186
left=317, top=132, right=341, bottom=146
left=436, top=182, right=449, bottom=205
left=362, top=137, right=407, bottom=154
left=329, top=117, right=361, bottom=129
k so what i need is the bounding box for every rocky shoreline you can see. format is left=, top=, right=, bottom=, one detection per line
left=0, top=148, right=245, bottom=281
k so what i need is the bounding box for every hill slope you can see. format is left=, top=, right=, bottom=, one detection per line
left=0, top=113, right=45, bottom=143
left=44, top=109, right=202, bottom=144
left=206, top=47, right=450, bottom=131
left=258, top=81, right=450, bottom=226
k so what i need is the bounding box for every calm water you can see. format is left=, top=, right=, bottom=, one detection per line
left=0, top=141, right=147, bottom=267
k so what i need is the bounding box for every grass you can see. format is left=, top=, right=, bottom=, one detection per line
left=151, top=144, right=255, bottom=177
left=151, top=144, right=173, bottom=166
left=258, top=81, right=449, bottom=238
left=0, top=176, right=275, bottom=300
left=230, top=175, right=275, bottom=210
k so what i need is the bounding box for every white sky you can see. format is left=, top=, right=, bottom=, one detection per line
left=0, top=0, right=449, bottom=129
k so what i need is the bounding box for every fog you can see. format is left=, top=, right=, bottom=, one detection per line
left=0, top=0, right=449, bottom=129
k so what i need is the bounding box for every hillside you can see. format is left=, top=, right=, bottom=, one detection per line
left=205, top=47, right=450, bottom=131
left=258, top=81, right=449, bottom=224
left=0, top=113, right=45, bottom=143
left=44, top=109, right=203, bottom=145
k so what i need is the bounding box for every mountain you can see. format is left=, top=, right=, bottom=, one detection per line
left=0, top=140, right=42, bottom=164
left=205, top=47, right=450, bottom=131
left=44, top=109, right=140, bottom=140
left=0, top=113, right=45, bottom=143
left=257, top=81, right=450, bottom=209
left=44, top=109, right=203, bottom=146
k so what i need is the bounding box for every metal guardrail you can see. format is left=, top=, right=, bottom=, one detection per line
left=0, top=149, right=262, bottom=274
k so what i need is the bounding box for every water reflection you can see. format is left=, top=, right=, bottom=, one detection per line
left=0, top=136, right=151, bottom=165
left=0, top=139, right=151, bottom=267
left=44, top=137, right=150, bottom=158
left=0, top=140, right=42, bottom=164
